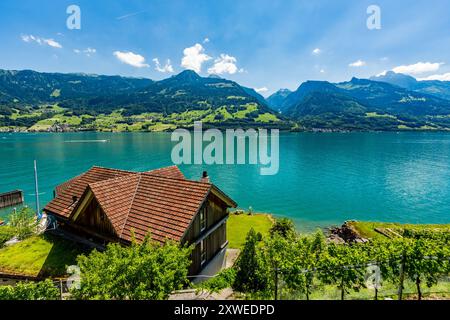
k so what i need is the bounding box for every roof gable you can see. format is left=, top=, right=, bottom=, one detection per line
left=121, top=174, right=211, bottom=243
left=88, top=174, right=141, bottom=235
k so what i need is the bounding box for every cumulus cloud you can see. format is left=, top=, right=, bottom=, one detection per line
left=255, top=87, right=268, bottom=93
left=349, top=60, right=366, bottom=67
left=207, top=54, right=239, bottom=75
left=21, top=34, right=62, bottom=48
left=203, top=38, right=210, bottom=43
left=417, top=73, right=450, bottom=81
left=181, top=43, right=211, bottom=73
left=392, top=62, right=443, bottom=75
left=153, top=58, right=174, bottom=73
left=312, top=48, right=321, bottom=55
left=113, top=51, right=149, bottom=68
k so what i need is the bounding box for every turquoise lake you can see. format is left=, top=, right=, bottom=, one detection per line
left=1, top=131, right=449, bottom=231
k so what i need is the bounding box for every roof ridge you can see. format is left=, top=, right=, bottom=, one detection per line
left=88, top=172, right=138, bottom=188
left=142, top=171, right=211, bottom=185
left=119, top=173, right=142, bottom=238
left=91, top=165, right=137, bottom=174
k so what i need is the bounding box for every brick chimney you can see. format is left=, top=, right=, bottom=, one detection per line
left=200, top=171, right=210, bottom=183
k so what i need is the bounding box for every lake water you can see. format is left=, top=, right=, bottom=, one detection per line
left=1, top=131, right=449, bottom=231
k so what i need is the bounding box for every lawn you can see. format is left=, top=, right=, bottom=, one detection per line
left=0, top=233, right=89, bottom=278
left=349, top=221, right=450, bottom=240
left=227, top=213, right=273, bottom=249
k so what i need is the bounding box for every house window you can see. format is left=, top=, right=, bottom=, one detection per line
left=200, top=240, right=207, bottom=266
left=200, top=207, right=207, bottom=232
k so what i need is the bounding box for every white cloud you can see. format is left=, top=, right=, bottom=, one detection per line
left=84, top=47, right=96, bottom=56
left=152, top=58, right=174, bottom=73
left=392, top=62, right=443, bottom=75
left=376, top=70, right=388, bottom=77
left=181, top=43, right=211, bottom=73
left=207, top=54, right=239, bottom=75
left=21, top=34, right=62, bottom=48
left=255, top=87, right=268, bottom=93
left=45, top=39, right=63, bottom=48
left=75, top=47, right=96, bottom=57
left=312, top=48, right=321, bottom=55
left=417, top=73, right=450, bottom=81
left=320, top=69, right=325, bottom=73
left=349, top=59, right=366, bottom=67
left=113, top=51, right=149, bottom=68
left=203, top=38, right=210, bottom=43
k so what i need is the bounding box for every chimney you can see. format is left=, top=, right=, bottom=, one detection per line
left=200, top=171, right=210, bottom=183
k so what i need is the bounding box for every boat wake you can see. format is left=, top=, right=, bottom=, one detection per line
left=64, top=140, right=109, bottom=143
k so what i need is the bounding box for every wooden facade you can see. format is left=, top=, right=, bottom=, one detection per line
left=184, top=193, right=229, bottom=275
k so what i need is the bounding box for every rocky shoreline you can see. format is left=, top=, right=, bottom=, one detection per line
left=327, top=221, right=369, bottom=244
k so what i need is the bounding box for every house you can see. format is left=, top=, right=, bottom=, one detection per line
left=43, top=166, right=237, bottom=275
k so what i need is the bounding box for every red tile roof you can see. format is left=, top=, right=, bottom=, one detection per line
left=44, top=166, right=236, bottom=244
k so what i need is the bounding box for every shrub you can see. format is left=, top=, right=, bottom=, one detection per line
left=197, top=268, right=236, bottom=293
left=8, top=207, right=37, bottom=240
left=0, top=279, right=59, bottom=300
left=0, top=225, right=16, bottom=247
left=72, top=236, right=192, bottom=300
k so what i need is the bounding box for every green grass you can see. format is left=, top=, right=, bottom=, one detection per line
left=365, top=112, right=397, bottom=119
left=255, top=113, right=280, bottom=123
left=50, top=89, right=61, bottom=97
left=227, top=213, right=273, bottom=249
left=233, top=103, right=258, bottom=119
left=0, top=234, right=89, bottom=277
left=292, top=279, right=450, bottom=300
left=349, top=221, right=450, bottom=240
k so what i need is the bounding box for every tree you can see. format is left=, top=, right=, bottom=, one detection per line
left=363, top=238, right=400, bottom=300
left=234, top=228, right=270, bottom=294
left=282, top=237, right=316, bottom=300
left=401, top=237, right=446, bottom=300
left=318, top=243, right=368, bottom=300
left=0, top=279, right=59, bottom=300
left=262, top=234, right=292, bottom=299
left=269, top=218, right=296, bottom=239
left=72, top=236, right=192, bottom=300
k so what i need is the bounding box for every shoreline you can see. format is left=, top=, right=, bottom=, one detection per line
left=2, top=126, right=450, bottom=134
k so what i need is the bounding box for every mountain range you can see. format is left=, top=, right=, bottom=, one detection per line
left=1, top=68, right=450, bottom=132
left=0, top=69, right=283, bottom=131
left=267, top=72, right=450, bottom=130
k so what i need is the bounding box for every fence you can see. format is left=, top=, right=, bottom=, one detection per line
left=276, top=256, right=450, bottom=300
left=1, top=256, right=449, bottom=300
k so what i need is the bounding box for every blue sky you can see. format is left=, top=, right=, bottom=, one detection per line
left=1, top=0, right=449, bottom=96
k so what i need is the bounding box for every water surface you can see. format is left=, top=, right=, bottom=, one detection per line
left=1, top=132, right=449, bottom=231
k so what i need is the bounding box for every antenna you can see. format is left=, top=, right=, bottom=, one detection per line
left=34, top=160, right=40, bottom=216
